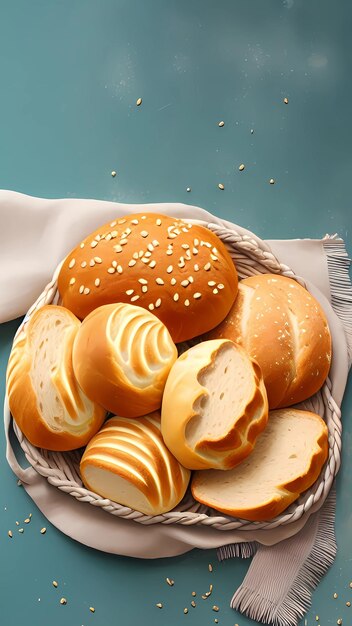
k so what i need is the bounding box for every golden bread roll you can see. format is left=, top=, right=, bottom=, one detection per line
left=57, top=212, right=238, bottom=342
left=6, top=305, right=106, bottom=451
left=80, top=412, right=191, bottom=515
left=161, top=339, right=268, bottom=470
left=72, top=302, right=178, bottom=417
left=192, top=408, right=328, bottom=521
left=207, top=274, right=331, bottom=408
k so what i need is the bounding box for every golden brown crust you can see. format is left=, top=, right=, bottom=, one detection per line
left=57, top=213, right=238, bottom=343
left=6, top=306, right=106, bottom=451
left=207, top=274, right=331, bottom=408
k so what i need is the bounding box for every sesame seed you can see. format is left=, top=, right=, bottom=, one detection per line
left=337, top=620, right=342, bottom=625
left=18, top=528, right=24, bottom=533
left=60, top=598, right=67, bottom=605
left=149, top=260, right=156, bottom=268
left=218, top=183, right=224, bottom=190
left=79, top=285, right=84, bottom=294
left=213, top=288, right=219, bottom=295
left=112, top=260, right=117, bottom=268
left=188, top=276, right=194, bottom=283
left=185, top=299, right=190, bottom=307
left=346, top=602, right=351, bottom=607
left=118, top=218, right=126, bottom=224
left=191, top=601, right=196, bottom=608
left=192, top=592, right=196, bottom=597
left=167, top=265, right=173, bottom=273
left=168, top=232, right=177, bottom=239
left=269, top=178, right=275, bottom=184
left=15, top=521, right=19, bottom=525
left=178, top=260, right=185, bottom=268
left=110, top=221, right=117, bottom=227
left=108, top=268, right=115, bottom=274
left=94, top=278, right=100, bottom=287
left=117, top=265, right=123, bottom=274
left=166, top=249, right=173, bottom=255
left=239, top=164, right=245, bottom=171
left=170, top=277, right=177, bottom=285
left=114, top=245, right=123, bottom=253
left=111, top=230, right=118, bottom=238
left=147, top=243, right=154, bottom=252
left=8, top=530, right=12, bottom=538
left=139, top=278, right=148, bottom=284
left=141, top=230, right=149, bottom=238
left=52, top=581, right=58, bottom=587
left=156, top=278, right=164, bottom=285
left=181, top=280, right=189, bottom=287
left=155, top=298, right=161, bottom=308
left=91, top=241, right=98, bottom=248
left=126, top=289, right=134, bottom=296
left=184, top=608, right=188, bottom=614
left=89, top=607, right=95, bottom=613
left=193, top=292, right=202, bottom=299
left=131, top=219, right=139, bottom=225
left=156, top=603, right=163, bottom=609
left=142, top=285, right=148, bottom=293
left=334, top=593, right=338, bottom=599
left=212, top=606, right=219, bottom=612
left=204, top=263, right=211, bottom=271
left=218, top=121, right=225, bottom=127
left=120, top=238, right=128, bottom=245
left=141, top=257, right=149, bottom=264
left=136, top=97, right=142, bottom=106
left=173, top=293, right=179, bottom=302
left=186, top=187, right=191, bottom=192
left=181, top=244, right=190, bottom=250
left=94, top=257, right=102, bottom=263
left=80, top=243, right=85, bottom=248
left=156, top=218, right=162, bottom=226
left=128, top=259, right=137, bottom=267
left=208, top=563, right=213, bottom=572
left=185, top=250, right=191, bottom=260
left=84, top=287, right=90, bottom=296
left=69, top=277, right=76, bottom=285
left=194, top=238, right=199, bottom=246
left=24, top=518, right=30, bottom=524
left=132, top=252, right=139, bottom=260
left=284, top=97, right=289, bottom=104
left=130, top=295, right=139, bottom=302
left=148, top=303, right=155, bottom=311
left=111, top=170, right=117, bottom=177
left=194, top=264, right=199, bottom=271
left=68, top=258, right=76, bottom=269
left=144, top=251, right=152, bottom=257
left=210, top=254, right=218, bottom=261
left=208, top=281, right=216, bottom=287
left=217, top=284, right=224, bottom=289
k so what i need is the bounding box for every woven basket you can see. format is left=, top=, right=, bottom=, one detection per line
left=5, top=220, right=342, bottom=532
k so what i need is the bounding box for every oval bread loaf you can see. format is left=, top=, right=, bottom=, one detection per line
left=191, top=408, right=329, bottom=521
left=57, top=212, right=238, bottom=342
left=80, top=412, right=191, bottom=515
left=161, top=339, right=268, bottom=470
left=6, top=305, right=106, bottom=451
left=207, top=274, right=332, bottom=408
left=72, top=303, right=178, bottom=417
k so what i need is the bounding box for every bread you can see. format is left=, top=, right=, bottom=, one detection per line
left=207, top=274, right=331, bottom=408
left=161, top=339, right=268, bottom=470
left=192, top=408, right=328, bottom=521
left=6, top=305, right=106, bottom=451
left=80, top=412, right=191, bottom=515
left=72, top=302, right=178, bottom=418
left=57, top=212, right=238, bottom=342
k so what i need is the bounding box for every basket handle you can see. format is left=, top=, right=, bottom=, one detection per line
left=4, top=397, right=38, bottom=484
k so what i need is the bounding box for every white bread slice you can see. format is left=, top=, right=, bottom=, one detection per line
left=6, top=305, right=106, bottom=450
left=161, top=339, right=268, bottom=470
left=191, top=409, right=328, bottom=521
left=80, top=411, right=191, bottom=515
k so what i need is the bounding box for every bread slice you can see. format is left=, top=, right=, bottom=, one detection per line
left=80, top=411, right=191, bottom=515
left=161, top=339, right=268, bottom=470
left=6, top=305, right=106, bottom=450
left=191, top=409, right=328, bottom=521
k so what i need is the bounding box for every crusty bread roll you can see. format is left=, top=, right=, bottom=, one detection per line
left=80, top=412, right=191, bottom=515
left=161, top=339, right=268, bottom=470
left=6, top=305, right=106, bottom=451
left=192, top=409, right=328, bottom=521
left=72, top=302, right=178, bottom=418
left=57, top=213, right=238, bottom=342
left=207, top=274, right=331, bottom=408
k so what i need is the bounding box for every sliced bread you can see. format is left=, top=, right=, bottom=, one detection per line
left=191, top=408, right=328, bottom=520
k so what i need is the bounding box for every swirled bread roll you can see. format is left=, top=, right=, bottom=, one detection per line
left=6, top=305, right=106, bottom=451
left=72, top=303, right=178, bottom=417
left=57, top=212, right=238, bottom=343
left=80, top=412, right=191, bottom=515
left=207, top=274, right=332, bottom=408
left=161, top=339, right=268, bottom=470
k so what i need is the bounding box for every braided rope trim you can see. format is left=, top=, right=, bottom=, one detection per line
left=5, top=222, right=342, bottom=531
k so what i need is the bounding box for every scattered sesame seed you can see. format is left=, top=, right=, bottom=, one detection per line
left=40, top=527, right=47, bottom=534
left=144, top=251, right=152, bottom=257
left=111, top=230, right=118, bottom=238
left=69, top=278, right=76, bottom=286
left=217, top=284, right=224, bottom=289
left=194, top=264, right=199, bottom=271
left=112, top=260, right=117, bottom=268
left=120, top=238, right=128, bottom=245
left=141, top=230, right=149, bottom=238
left=212, top=606, right=219, bottom=612
left=166, top=578, right=174, bottom=586
left=83, top=287, right=90, bottom=295
left=204, top=263, right=211, bottom=271
left=53, top=581, right=58, bottom=588
left=94, top=257, right=102, bottom=264
left=191, top=601, right=196, bottom=608
left=141, top=258, right=149, bottom=264
left=208, top=281, right=216, bottom=287
left=80, top=242, right=85, bottom=248
left=91, top=241, right=98, bottom=248
left=192, top=592, right=196, bottom=597
left=149, top=260, right=156, bottom=268
left=239, top=164, right=245, bottom=171
left=89, top=607, right=95, bottom=613
left=213, top=288, right=219, bottom=295
left=128, top=259, right=137, bottom=267
left=114, top=245, right=123, bottom=253
left=210, top=254, right=218, bottom=261
left=186, top=187, right=191, bottom=192
left=148, top=303, right=155, bottom=311
left=79, top=285, right=84, bottom=294
left=170, top=277, right=177, bottom=285
left=188, top=276, right=194, bottom=283
left=185, top=299, right=190, bottom=307
left=349, top=582, right=352, bottom=588
left=18, top=528, right=24, bottom=533
left=155, top=298, right=161, bottom=308
left=17, top=480, right=22, bottom=486
left=194, top=238, right=199, bottom=246
left=250, top=128, right=254, bottom=134
left=184, top=608, right=188, bottom=614
left=218, top=121, right=225, bottom=127
left=68, top=259, right=76, bottom=269
left=110, top=221, right=117, bottom=227
left=315, top=617, right=319, bottom=621
left=131, top=219, right=139, bottom=225
left=193, top=247, right=198, bottom=255
left=269, top=178, right=275, bottom=185
left=346, top=602, right=351, bottom=607
left=126, top=289, right=134, bottom=296
left=139, top=278, right=148, bottom=284
left=142, top=285, right=148, bottom=293
left=178, top=259, right=185, bottom=268
left=283, top=97, right=289, bottom=104
left=218, top=183, right=225, bottom=190
left=8, top=530, right=12, bottom=538
left=337, top=620, right=342, bottom=625
left=89, top=260, right=95, bottom=267
left=111, top=170, right=116, bottom=177
left=156, top=218, right=162, bottom=226
left=193, top=292, right=202, bottom=299
left=181, top=280, right=189, bottom=287
left=334, top=593, right=338, bottom=599
left=173, top=293, right=179, bottom=302
left=156, top=278, right=164, bottom=285
left=117, top=265, right=123, bottom=274
left=118, top=218, right=126, bottom=224
left=15, top=521, right=19, bottom=526
left=108, top=268, right=115, bottom=274
left=167, top=265, right=173, bottom=273
left=209, top=584, right=213, bottom=592
left=131, top=295, right=140, bottom=302
left=156, top=603, right=163, bottom=609
left=24, top=518, right=30, bottom=524
left=60, top=598, right=67, bottom=605
left=136, top=97, right=142, bottom=106
left=202, top=595, right=207, bottom=600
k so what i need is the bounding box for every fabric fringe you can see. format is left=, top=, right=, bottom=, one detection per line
left=217, top=542, right=258, bottom=561
left=231, top=490, right=337, bottom=626
left=323, top=236, right=352, bottom=362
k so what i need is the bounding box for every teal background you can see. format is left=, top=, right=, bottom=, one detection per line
left=0, top=1, right=351, bottom=625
